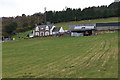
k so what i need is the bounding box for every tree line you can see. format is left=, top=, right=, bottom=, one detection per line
left=46, top=2, right=120, bottom=23
left=2, top=1, right=120, bottom=37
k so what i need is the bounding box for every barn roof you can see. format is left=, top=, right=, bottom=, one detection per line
left=68, top=22, right=120, bottom=31
left=96, top=22, right=120, bottom=27
left=68, top=25, right=95, bottom=31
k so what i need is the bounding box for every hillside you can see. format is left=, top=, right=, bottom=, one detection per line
left=54, top=17, right=119, bottom=29
left=3, top=1, right=120, bottom=37
left=12, top=17, right=119, bottom=40
left=3, top=33, right=118, bottom=78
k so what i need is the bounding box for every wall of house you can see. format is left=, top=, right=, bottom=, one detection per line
left=50, top=26, right=55, bottom=35
left=59, top=27, right=64, bottom=33
left=32, top=25, right=66, bottom=37
left=33, top=25, right=52, bottom=37
left=35, top=31, right=40, bottom=36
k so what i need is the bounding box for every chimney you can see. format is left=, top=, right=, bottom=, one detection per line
left=114, top=0, right=119, bottom=2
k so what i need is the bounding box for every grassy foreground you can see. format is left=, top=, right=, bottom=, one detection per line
left=3, top=33, right=118, bottom=78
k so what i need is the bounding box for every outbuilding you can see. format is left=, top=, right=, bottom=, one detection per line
left=68, top=22, right=120, bottom=36
left=68, top=24, right=95, bottom=36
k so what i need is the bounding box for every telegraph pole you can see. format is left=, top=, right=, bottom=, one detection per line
left=44, top=7, right=47, bottom=25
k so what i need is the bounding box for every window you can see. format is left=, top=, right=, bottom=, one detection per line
left=40, top=32, right=44, bottom=36
left=35, top=32, right=39, bottom=36
left=45, top=32, right=49, bottom=36
left=46, top=26, right=49, bottom=30
left=35, top=27, right=39, bottom=31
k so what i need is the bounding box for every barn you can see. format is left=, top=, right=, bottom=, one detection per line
left=68, top=24, right=96, bottom=36
left=95, top=22, right=120, bottom=34
left=68, top=22, right=120, bottom=36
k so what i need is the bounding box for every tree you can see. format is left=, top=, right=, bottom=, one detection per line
left=4, top=22, right=17, bottom=34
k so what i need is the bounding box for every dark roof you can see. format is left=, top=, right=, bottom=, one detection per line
left=37, top=24, right=53, bottom=30
left=69, top=23, right=96, bottom=27
left=52, top=27, right=61, bottom=32
left=96, top=22, right=120, bottom=27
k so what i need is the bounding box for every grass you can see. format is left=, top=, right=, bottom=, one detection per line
left=2, top=32, right=118, bottom=78
left=54, top=17, right=119, bottom=29
left=11, top=30, right=32, bottom=40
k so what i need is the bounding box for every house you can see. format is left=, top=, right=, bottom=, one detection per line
left=29, top=25, right=64, bottom=37
left=52, top=27, right=64, bottom=35
left=33, top=24, right=55, bottom=37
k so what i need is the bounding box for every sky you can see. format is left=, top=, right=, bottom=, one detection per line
left=0, top=0, right=115, bottom=17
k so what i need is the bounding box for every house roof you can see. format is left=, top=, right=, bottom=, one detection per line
left=37, top=24, right=53, bottom=30
left=52, top=27, right=61, bottom=32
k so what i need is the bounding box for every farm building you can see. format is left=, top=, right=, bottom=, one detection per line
left=68, top=22, right=120, bottom=36
left=95, top=22, right=120, bottom=34
left=68, top=24, right=96, bottom=36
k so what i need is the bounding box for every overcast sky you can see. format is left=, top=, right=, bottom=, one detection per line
left=0, top=0, right=114, bottom=17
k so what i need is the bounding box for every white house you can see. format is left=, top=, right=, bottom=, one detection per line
left=33, top=24, right=55, bottom=37
left=29, top=25, right=64, bottom=37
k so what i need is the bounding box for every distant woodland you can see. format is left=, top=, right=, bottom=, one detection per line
left=2, top=2, right=120, bottom=37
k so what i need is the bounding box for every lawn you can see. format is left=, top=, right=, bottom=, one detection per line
left=2, top=33, right=118, bottom=78
left=11, top=30, right=32, bottom=40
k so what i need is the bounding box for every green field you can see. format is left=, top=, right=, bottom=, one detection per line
left=3, top=33, right=118, bottom=78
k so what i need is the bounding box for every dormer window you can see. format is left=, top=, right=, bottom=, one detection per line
left=46, top=26, right=49, bottom=30
left=35, top=26, right=39, bottom=31
left=41, top=28, right=44, bottom=30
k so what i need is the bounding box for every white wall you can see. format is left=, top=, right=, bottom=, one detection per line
left=45, top=32, right=49, bottom=36
left=59, top=27, right=64, bottom=33
left=35, top=32, right=39, bottom=36
left=50, top=26, right=55, bottom=35
left=35, top=26, right=39, bottom=31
